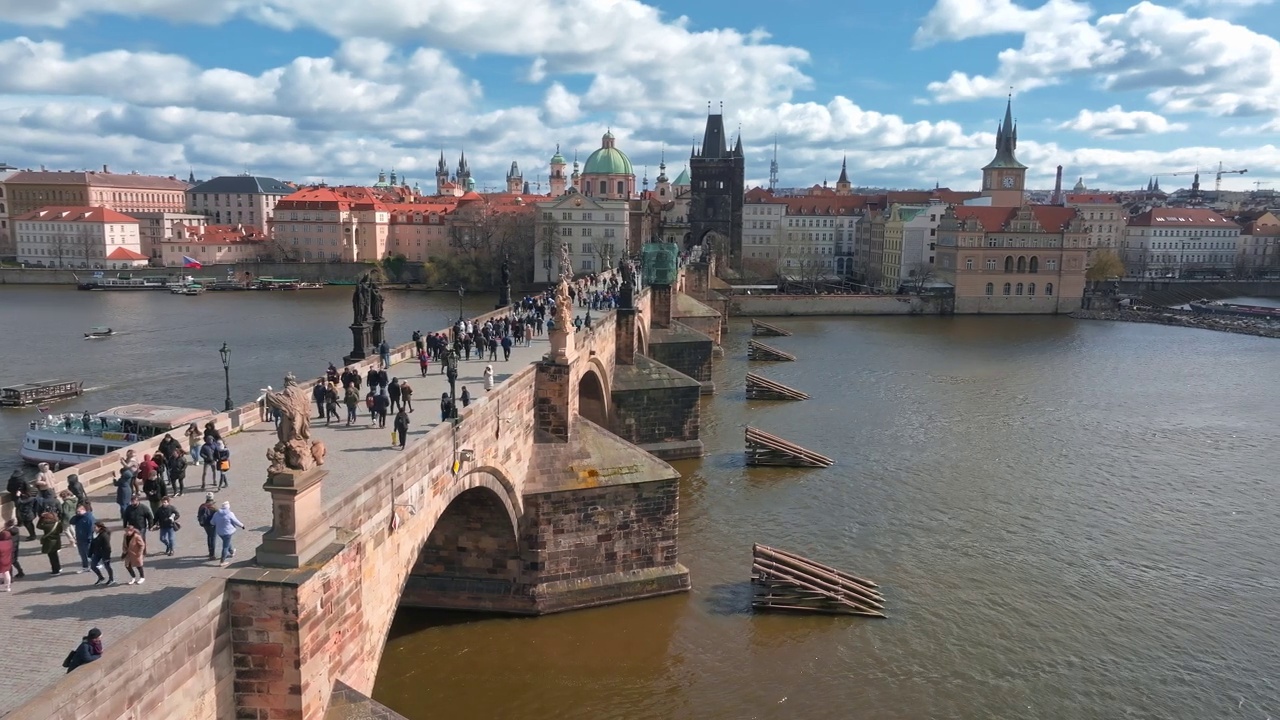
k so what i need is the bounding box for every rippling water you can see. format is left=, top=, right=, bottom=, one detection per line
left=375, top=314, right=1280, bottom=720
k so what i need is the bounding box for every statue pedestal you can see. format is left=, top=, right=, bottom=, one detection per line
left=546, top=326, right=574, bottom=364
left=496, top=284, right=511, bottom=310
left=256, top=467, right=332, bottom=569
left=370, top=319, right=386, bottom=349
left=343, top=323, right=372, bottom=365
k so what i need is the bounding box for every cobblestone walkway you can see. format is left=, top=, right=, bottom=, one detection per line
left=0, top=330, right=555, bottom=716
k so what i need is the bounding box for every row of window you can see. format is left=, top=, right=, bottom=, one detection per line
left=963, top=255, right=1058, bottom=272
left=985, top=282, right=1054, bottom=296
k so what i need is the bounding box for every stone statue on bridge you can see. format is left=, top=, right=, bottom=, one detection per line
left=370, top=280, right=385, bottom=322
left=553, top=241, right=573, bottom=331
left=351, top=275, right=370, bottom=325
left=618, top=255, right=636, bottom=309
left=264, top=373, right=326, bottom=475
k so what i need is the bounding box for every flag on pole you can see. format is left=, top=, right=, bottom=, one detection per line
left=182, top=256, right=202, bottom=269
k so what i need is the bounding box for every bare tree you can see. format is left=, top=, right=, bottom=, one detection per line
left=905, top=262, right=936, bottom=293
left=49, top=233, right=69, bottom=268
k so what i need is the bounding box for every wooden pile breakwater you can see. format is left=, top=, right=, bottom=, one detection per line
left=747, top=340, right=796, bottom=362
left=751, top=319, right=793, bottom=337
left=745, top=426, right=833, bottom=467
left=745, top=372, right=809, bottom=401
left=751, top=544, right=885, bottom=617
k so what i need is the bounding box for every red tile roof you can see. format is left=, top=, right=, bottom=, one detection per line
left=953, top=206, right=1017, bottom=232
left=176, top=224, right=268, bottom=244
left=276, top=186, right=389, bottom=212
left=1030, top=205, right=1078, bottom=232
left=6, top=171, right=188, bottom=190
left=1065, top=193, right=1120, bottom=204
left=15, top=206, right=140, bottom=223
left=106, top=247, right=149, bottom=261
left=1129, top=207, right=1237, bottom=228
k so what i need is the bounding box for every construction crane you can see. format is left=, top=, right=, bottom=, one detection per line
left=1211, top=161, right=1247, bottom=200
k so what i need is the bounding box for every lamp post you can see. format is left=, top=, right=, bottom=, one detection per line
left=457, top=285, right=465, bottom=322
left=219, top=342, right=232, bottom=412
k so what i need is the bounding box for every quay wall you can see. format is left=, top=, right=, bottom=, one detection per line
left=1072, top=308, right=1280, bottom=339
left=9, top=578, right=235, bottom=720
left=0, top=268, right=82, bottom=284
left=731, top=294, right=944, bottom=316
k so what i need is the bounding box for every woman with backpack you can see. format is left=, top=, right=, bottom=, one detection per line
left=213, top=441, right=231, bottom=490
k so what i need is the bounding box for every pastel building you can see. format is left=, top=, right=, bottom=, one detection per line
left=270, top=187, right=390, bottom=262
left=160, top=224, right=270, bottom=266
left=4, top=169, right=189, bottom=217
left=14, top=206, right=145, bottom=269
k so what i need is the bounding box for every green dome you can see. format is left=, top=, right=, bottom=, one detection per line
left=583, top=147, right=633, bottom=176
left=673, top=167, right=691, bottom=186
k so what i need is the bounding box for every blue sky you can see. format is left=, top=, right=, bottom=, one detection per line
left=0, top=0, right=1277, bottom=192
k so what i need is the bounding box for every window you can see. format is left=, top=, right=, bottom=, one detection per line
left=617, top=181, right=625, bottom=195
left=1029, top=256, right=1039, bottom=273
left=985, top=282, right=994, bottom=296
left=599, top=181, right=607, bottom=194
left=1045, top=283, right=1054, bottom=296
left=1004, top=256, right=1014, bottom=273
left=561, top=227, right=572, bottom=236
left=1028, top=283, right=1036, bottom=296
left=966, top=258, right=974, bottom=269
left=562, top=212, right=572, bottom=221
left=1003, top=283, right=1011, bottom=296
left=1015, top=283, right=1023, bottom=295
left=1017, top=256, right=1027, bottom=273
left=986, top=259, right=997, bottom=270
left=1047, top=259, right=1057, bottom=271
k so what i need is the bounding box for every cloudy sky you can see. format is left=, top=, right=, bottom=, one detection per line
left=0, top=0, right=1277, bottom=193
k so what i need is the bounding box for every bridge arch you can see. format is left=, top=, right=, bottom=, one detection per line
left=578, top=359, right=610, bottom=427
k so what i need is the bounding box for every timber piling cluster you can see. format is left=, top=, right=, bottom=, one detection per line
left=743, top=319, right=830, bottom=467
left=751, top=544, right=886, bottom=617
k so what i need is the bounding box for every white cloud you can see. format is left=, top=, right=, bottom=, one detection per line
left=1058, top=105, right=1189, bottom=136
left=543, top=83, right=582, bottom=124
left=922, top=0, right=1280, bottom=118
left=914, top=0, right=1091, bottom=46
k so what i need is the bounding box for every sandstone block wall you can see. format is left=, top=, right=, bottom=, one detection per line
left=646, top=324, right=714, bottom=393
left=609, top=356, right=702, bottom=459
left=6, top=578, right=235, bottom=720
left=730, top=294, right=947, bottom=316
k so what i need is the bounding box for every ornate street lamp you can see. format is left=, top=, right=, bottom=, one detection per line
left=219, top=342, right=232, bottom=412
left=457, top=285, right=465, bottom=322
left=445, top=349, right=459, bottom=424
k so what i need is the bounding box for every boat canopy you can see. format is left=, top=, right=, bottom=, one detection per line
left=97, top=404, right=214, bottom=428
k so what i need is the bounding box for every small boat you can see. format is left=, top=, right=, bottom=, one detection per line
left=170, top=284, right=204, bottom=296
left=298, top=282, right=325, bottom=290
left=84, top=327, right=114, bottom=338
left=1188, top=300, right=1280, bottom=320
left=21, top=404, right=215, bottom=466
left=1, top=380, right=84, bottom=408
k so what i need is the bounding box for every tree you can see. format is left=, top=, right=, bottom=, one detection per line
left=1086, top=250, right=1126, bottom=281
left=905, top=262, right=936, bottom=293
left=381, top=254, right=408, bottom=282
left=49, top=233, right=69, bottom=268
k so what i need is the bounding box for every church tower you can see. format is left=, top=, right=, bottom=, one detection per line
left=456, top=152, right=472, bottom=193
left=835, top=156, right=852, bottom=195
left=435, top=151, right=449, bottom=196
left=689, top=106, right=745, bottom=266
left=655, top=152, right=671, bottom=202
left=506, top=161, right=522, bottom=194
left=980, top=96, right=1028, bottom=207
left=549, top=145, right=567, bottom=197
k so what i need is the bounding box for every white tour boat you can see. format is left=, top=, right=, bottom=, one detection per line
left=21, top=404, right=215, bottom=466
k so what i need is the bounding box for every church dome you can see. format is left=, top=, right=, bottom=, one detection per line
left=582, top=131, right=634, bottom=176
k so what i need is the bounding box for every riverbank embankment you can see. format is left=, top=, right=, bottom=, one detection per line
left=1072, top=307, right=1280, bottom=339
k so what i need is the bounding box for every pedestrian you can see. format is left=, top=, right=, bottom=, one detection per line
left=418, top=349, right=429, bottom=377
left=58, top=490, right=78, bottom=545
left=88, top=522, right=114, bottom=586
left=393, top=408, right=410, bottom=450
left=185, top=422, right=203, bottom=465
left=374, top=389, right=389, bottom=429
left=379, top=340, right=391, bottom=370
left=214, top=501, right=245, bottom=567
left=13, top=488, right=37, bottom=540
left=439, top=392, right=452, bottom=423
left=142, top=466, right=167, bottom=517
left=121, top=495, right=154, bottom=549
left=114, top=470, right=133, bottom=520
left=167, top=447, right=187, bottom=496
left=325, top=383, right=341, bottom=425
left=460, top=386, right=471, bottom=408
left=400, top=380, right=414, bottom=413
left=63, top=628, right=103, bottom=673
left=196, top=493, right=218, bottom=561
left=4, top=520, right=24, bottom=580
left=388, top=377, right=402, bottom=413
left=501, top=334, right=512, bottom=361
left=39, top=507, right=63, bottom=575
left=71, top=502, right=95, bottom=573
left=312, top=379, right=327, bottom=419
left=214, top=441, right=231, bottom=490
left=66, top=473, right=87, bottom=506
left=35, top=462, right=57, bottom=493
left=344, top=384, right=359, bottom=426
left=483, top=365, right=494, bottom=392
left=121, top=525, right=145, bottom=585
left=155, top=497, right=180, bottom=556
left=488, top=336, right=498, bottom=362
left=0, top=530, right=13, bottom=592
left=199, top=441, right=217, bottom=488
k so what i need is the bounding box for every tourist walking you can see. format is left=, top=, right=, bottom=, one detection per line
left=88, top=522, right=114, bottom=586
left=121, top=525, right=145, bottom=585
left=199, top=442, right=218, bottom=488
left=214, top=502, right=245, bottom=567
left=196, top=493, right=218, bottom=560
left=325, top=383, right=341, bottom=425
left=418, top=349, right=429, bottom=377
left=312, top=380, right=327, bottom=419
left=58, top=490, right=78, bottom=545
left=13, top=488, right=36, bottom=540
left=71, top=502, right=95, bottom=573
left=114, top=470, right=133, bottom=520
left=185, top=423, right=203, bottom=465
left=155, top=497, right=180, bottom=556
left=0, top=530, right=13, bottom=592
left=400, top=380, right=414, bottom=413
left=64, top=628, right=103, bottom=673
left=460, top=386, right=472, bottom=408
left=213, top=440, right=231, bottom=490
left=121, top=495, right=154, bottom=549
left=373, top=389, right=390, bottom=429
left=388, top=378, right=402, bottom=413
left=344, top=385, right=359, bottom=426
left=66, top=473, right=88, bottom=506
left=483, top=365, right=494, bottom=392
left=393, top=408, right=410, bottom=450
left=35, top=462, right=57, bottom=493
left=439, top=393, right=452, bottom=423
left=501, top=334, right=512, bottom=361
left=167, top=447, right=187, bottom=496
left=142, top=467, right=167, bottom=517
left=39, top=508, right=63, bottom=575
left=4, top=520, right=24, bottom=579
left=379, top=340, right=391, bottom=370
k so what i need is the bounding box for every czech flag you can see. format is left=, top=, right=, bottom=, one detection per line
left=183, top=256, right=202, bottom=269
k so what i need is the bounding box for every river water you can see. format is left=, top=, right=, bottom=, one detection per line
left=3, top=288, right=1278, bottom=719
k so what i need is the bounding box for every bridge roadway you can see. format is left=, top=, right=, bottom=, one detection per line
left=0, top=328, right=558, bottom=716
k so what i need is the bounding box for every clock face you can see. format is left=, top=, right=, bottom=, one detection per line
left=1002, top=176, right=1015, bottom=189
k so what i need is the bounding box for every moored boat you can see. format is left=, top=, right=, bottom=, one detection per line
left=1, top=380, right=84, bottom=408
left=84, top=327, right=114, bottom=338
left=1188, top=300, right=1280, bottom=320
left=21, top=404, right=215, bottom=466
left=171, top=284, right=205, bottom=295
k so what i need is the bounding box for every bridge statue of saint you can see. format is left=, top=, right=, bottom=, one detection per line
left=264, top=374, right=327, bottom=475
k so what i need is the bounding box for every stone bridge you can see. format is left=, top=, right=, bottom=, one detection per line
left=8, top=262, right=727, bottom=720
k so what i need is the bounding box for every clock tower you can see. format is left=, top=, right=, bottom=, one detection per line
left=981, top=96, right=1027, bottom=207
